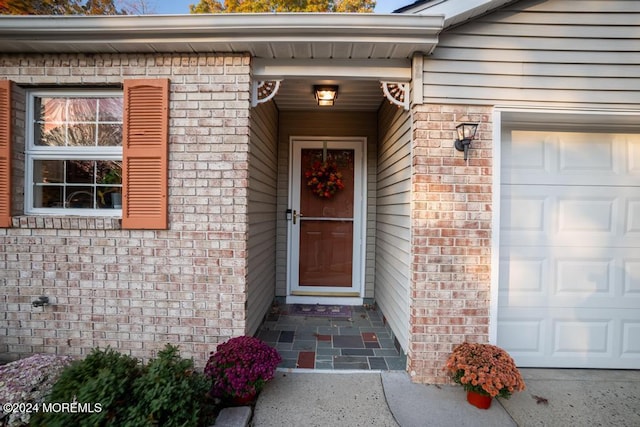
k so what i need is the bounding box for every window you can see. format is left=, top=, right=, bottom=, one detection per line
left=26, top=90, right=123, bottom=215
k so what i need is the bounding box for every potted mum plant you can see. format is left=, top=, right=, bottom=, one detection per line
left=444, top=342, right=526, bottom=409
left=204, top=336, right=281, bottom=405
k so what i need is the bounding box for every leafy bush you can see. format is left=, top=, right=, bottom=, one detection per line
left=32, top=347, right=142, bottom=426
left=125, top=345, right=212, bottom=427
left=0, top=354, right=74, bottom=427
left=32, top=345, right=215, bottom=427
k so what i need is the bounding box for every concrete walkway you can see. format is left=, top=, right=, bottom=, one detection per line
left=249, top=369, right=640, bottom=427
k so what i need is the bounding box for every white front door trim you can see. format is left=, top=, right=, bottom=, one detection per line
left=286, top=136, right=367, bottom=306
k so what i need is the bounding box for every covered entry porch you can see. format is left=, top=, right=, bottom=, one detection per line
left=245, top=54, right=425, bottom=366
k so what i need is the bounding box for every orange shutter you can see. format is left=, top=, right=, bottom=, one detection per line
left=0, top=80, right=11, bottom=228
left=122, top=79, right=169, bottom=230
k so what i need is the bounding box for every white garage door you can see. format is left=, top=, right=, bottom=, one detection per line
left=497, top=128, right=640, bottom=368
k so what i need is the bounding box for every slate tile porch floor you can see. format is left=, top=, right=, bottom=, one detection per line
left=255, top=304, right=407, bottom=371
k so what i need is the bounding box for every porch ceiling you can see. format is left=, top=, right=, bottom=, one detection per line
left=273, top=78, right=385, bottom=111
left=0, top=13, right=444, bottom=59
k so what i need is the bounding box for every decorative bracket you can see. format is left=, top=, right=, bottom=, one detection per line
left=381, top=81, right=410, bottom=111
left=251, top=80, right=281, bottom=107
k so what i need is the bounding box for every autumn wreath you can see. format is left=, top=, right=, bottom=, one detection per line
left=305, top=160, right=345, bottom=199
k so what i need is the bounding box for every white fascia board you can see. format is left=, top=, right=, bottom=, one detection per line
left=0, top=13, right=444, bottom=56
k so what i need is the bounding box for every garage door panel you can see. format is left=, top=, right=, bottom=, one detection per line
left=625, top=260, right=640, bottom=295
left=558, top=135, right=614, bottom=174
left=553, top=319, right=612, bottom=354
left=499, top=255, right=547, bottom=293
left=630, top=139, right=640, bottom=173
left=628, top=199, right=640, bottom=233
left=502, top=131, right=548, bottom=173
left=556, top=257, right=614, bottom=296
left=503, top=131, right=638, bottom=185
left=557, top=197, right=614, bottom=234
left=622, top=321, right=640, bottom=357
left=501, top=194, right=546, bottom=232
left=497, top=318, right=543, bottom=353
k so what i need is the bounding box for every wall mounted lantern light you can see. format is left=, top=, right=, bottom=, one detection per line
left=314, top=85, right=339, bottom=106
left=454, top=122, right=479, bottom=161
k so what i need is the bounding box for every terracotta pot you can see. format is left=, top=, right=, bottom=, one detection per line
left=466, top=390, right=492, bottom=409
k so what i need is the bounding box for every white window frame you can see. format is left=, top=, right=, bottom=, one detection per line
left=25, top=89, right=123, bottom=216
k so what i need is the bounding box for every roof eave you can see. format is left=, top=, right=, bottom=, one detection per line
left=0, top=13, right=445, bottom=58
left=395, top=0, right=518, bottom=29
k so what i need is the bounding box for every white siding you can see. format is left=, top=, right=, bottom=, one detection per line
left=247, top=101, right=279, bottom=335
left=375, top=101, right=412, bottom=352
left=422, top=0, right=640, bottom=109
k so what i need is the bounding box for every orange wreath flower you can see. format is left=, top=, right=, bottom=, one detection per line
left=304, top=160, right=345, bottom=199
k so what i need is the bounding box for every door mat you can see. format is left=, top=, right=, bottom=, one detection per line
left=290, top=304, right=352, bottom=318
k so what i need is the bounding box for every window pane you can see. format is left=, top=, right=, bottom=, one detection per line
left=97, top=161, right=122, bottom=209
left=34, top=160, right=64, bottom=183
left=97, top=160, right=122, bottom=185
left=98, top=97, right=123, bottom=121
left=66, top=160, right=94, bottom=184
left=97, top=186, right=122, bottom=209
left=97, top=124, right=122, bottom=146
left=65, top=187, right=94, bottom=209
left=34, top=185, right=63, bottom=208
left=35, top=97, right=66, bottom=147
left=37, top=97, right=66, bottom=122
left=68, top=98, right=97, bottom=122
left=68, top=123, right=96, bottom=146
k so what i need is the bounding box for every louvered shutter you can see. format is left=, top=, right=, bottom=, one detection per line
left=0, top=80, right=11, bottom=228
left=122, top=79, right=169, bottom=229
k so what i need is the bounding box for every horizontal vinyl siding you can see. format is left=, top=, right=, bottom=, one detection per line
left=423, top=0, right=640, bottom=108
left=276, top=111, right=378, bottom=298
left=375, top=101, right=411, bottom=352
left=247, top=101, right=278, bottom=335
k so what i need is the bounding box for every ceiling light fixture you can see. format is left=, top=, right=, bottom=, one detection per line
left=314, top=85, right=339, bottom=106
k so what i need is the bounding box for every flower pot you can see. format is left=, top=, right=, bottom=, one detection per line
left=231, top=393, right=257, bottom=406
left=467, top=390, right=492, bottom=409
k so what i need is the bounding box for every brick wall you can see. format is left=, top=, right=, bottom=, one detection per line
left=409, top=104, right=493, bottom=383
left=0, top=53, right=252, bottom=365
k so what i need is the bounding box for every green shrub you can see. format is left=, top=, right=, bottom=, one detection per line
left=125, top=344, right=212, bottom=427
left=32, top=347, right=142, bottom=426
left=32, top=345, right=215, bottom=427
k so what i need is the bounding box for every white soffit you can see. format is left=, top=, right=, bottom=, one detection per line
left=0, top=13, right=444, bottom=59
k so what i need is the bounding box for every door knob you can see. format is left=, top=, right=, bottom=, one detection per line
left=293, top=210, right=303, bottom=224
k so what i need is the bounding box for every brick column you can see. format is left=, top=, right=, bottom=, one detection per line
left=409, top=104, right=493, bottom=383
